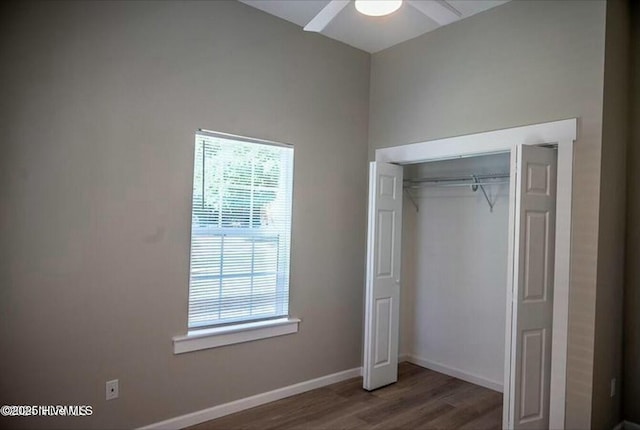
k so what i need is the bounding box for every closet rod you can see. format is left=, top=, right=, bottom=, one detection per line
left=402, top=173, right=509, bottom=213
left=403, top=180, right=509, bottom=189
left=403, top=172, right=509, bottom=187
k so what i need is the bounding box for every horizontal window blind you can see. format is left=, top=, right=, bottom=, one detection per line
left=188, top=132, right=294, bottom=330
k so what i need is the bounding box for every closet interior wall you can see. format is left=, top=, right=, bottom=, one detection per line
left=400, top=153, right=511, bottom=390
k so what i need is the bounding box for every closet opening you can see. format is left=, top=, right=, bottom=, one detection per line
left=362, top=119, right=576, bottom=430
left=399, top=152, right=511, bottom=402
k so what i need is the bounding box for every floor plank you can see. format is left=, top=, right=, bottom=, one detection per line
left=187, top=363, right=503, bottom=430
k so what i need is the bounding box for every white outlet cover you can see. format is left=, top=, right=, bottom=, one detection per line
left=610, top=378, right=616, bottom=397
left=106, top=379, right=119, bottom=400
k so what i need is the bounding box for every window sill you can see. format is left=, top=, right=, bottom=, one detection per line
left=173, top=317, right=301, bottom=354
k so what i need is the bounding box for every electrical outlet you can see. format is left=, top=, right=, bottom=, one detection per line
left=106, top=379, right=119, bottom=400
left=610, top=378, right=616, bottom=397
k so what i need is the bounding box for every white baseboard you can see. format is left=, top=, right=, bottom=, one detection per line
left=624, top=421, right=640, bottom=430
left=406, top=354, right=503, bottom=393
left=138, top=367, right=362, bottom=430
left=613, top=422, right=624, bottom=430
left=398, top=352, right=409, bottom=362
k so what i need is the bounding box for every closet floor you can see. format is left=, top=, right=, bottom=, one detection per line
left=187, top=362, right=503, bottom=430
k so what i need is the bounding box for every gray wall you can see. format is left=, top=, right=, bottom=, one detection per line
left=0, top=1, right=370, bottom=428
left=368, top=1, right=607, bottom=428
left=593, top=0, right=630, bottom=428
left=625, top=0, right=640, bottom=424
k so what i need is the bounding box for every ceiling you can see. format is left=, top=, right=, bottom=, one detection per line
left=239, top=0, right=510, bottom=53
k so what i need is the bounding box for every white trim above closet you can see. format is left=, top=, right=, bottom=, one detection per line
left=375, top=118, right=576, bottom=164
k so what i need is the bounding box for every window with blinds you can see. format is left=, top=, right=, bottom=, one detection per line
left=188, top=131, right=294, bottom=330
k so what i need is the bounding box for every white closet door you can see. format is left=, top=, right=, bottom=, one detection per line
left=363, top=161, right=403, bottom=391
left=507, top=146, right=557, bottom=429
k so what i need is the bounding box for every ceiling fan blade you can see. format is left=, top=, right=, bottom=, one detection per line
left=407, top=0, right=461, bottom=26
left=304, top=0, right=350, bottom=32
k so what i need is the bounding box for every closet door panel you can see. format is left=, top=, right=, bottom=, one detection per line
left=363, top=162, right=403, bottom=391
left=507, top=146, right=556, bottom=430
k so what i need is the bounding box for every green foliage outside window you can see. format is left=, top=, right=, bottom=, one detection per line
left=192, top=139, right=282, bottom=228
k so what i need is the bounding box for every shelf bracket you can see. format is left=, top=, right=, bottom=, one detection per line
left=404, top=188, right=419, bottom=212
left=472, top=175, right=495, bottom=212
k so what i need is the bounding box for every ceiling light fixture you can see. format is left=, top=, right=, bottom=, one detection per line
left=355, top=0, right=403, bottom=17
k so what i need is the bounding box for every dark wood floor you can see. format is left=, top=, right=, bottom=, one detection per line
left=187, top=363, right=503, bottom=430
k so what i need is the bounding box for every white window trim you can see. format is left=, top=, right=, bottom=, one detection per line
left=173, top=317, right=301, bottom=354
